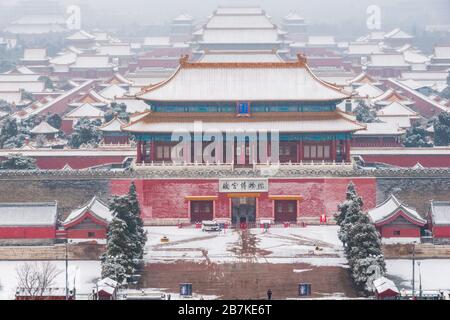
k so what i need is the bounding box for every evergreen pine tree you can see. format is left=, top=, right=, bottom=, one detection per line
left=101, top=217, right=134, bottom=284
left=337, top=182, right=386, bottom=293
left=128, top=182, right=147, bottom=262
left=101, top=182, right=147, bottom=284
left=335, top=182, right=357, bottom=227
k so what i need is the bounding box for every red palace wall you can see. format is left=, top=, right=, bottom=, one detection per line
left=0, top=227, right=56, bottom=239
left=65, top=228, right=107, bottom=239
left=379, top=225, right=421, bottom=238
left=361, top=154, right=450, bottom=168
left=29, top=156, right=128, bottom=170
left=433, top=226, right=450, bottom=238
left=110, top=177, right=376, bottom=222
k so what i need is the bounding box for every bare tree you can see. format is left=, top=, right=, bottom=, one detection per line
left=16, top=262, right=62, bottom=299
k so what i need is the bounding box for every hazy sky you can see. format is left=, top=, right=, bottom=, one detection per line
left=1, top=0, right=449, bottom=31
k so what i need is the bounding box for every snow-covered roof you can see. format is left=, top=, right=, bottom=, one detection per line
left=22, top=48, right=47, bottom=61
left=71, top=55, right=113, bottom=69
left=97, top=44, right=132, bottom=57
left=347, top=43, right=382, bottom=55
left=173, top=13, right=193, bottom=22
left=377, top=101, right=419, bottom=117
left=206, top=14, right=274, bottom=29
left=369, top=54, right=409, bottom=67
left=137, top=56, right=351, bottom=102
left=403, top=50, right=430, bottom=64
left=66, top=30, right=95, bottom=41
left=385, top=28, right=413, bottom=40
left=99, top=84, right=127, bottom=100
left=430, top=201, right=450, bottom=226
left=373, top=277, right=399, bottom=295
left=113, top=99, right=148, bottom=114
left=348, top=73, right=380, bottom=85
left=215, top=7, right=264, bottom=15
left=99, top=116, right=126, bottom=132
left=354, top=83, right=384, bottom=98
left=283, top=12, right=305, bottom=21
left=105, top=74, right=133, bottom=85
left=0, top=74, right=41, bottom=82
left=368, top=194, right=426, bottom=226
left=4, top=66, right=35, bottom=75
left=97, top=277, right=118, bottom=295
left=398, top=79, right=428, bottom=90
left=372, top=89, right=414, bottom=106
left=0, top=91, right=22, bottom=104
left=0, top=202, right=57, bottom=227
left=50, top=52, right=77, bottom=65
left=30, top=121, right=59, bottom=135
left=199, top=29, right=281, bottom=44
left=65, top=103, right=105, bottom=119
left=63, top=196, right=112, bottom=226
left=0, top=81, right=45, bottom=93
left=307, top=36, right=336, bottom=46
left=143, top=37, right=171, bottom=47
left=199, top=51, right=283, bottom=63
left=122, top=110, right=365, bottom=134
left=379, top=116, right=412, bottom=129
left=353, top=122, right=405, bottom=136
left=433, top=46, right=450, bottom=60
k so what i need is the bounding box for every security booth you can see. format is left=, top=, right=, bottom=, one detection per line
left=180, top=283, right=193, bottom=297
left=298, top=283, right=312, bottom=297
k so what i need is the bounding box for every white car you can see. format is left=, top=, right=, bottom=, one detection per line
left=201, top=220, right=221, bottom=232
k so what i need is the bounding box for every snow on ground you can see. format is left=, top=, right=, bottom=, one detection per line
left=386, top=259, right=450, bottom=291
left=145, top=226, right=239, bottom=263
left=144, top=225, right=346, bottom=267
left=0, top=260, right=100, bottom=300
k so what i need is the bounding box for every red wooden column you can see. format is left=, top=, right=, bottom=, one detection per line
left=345, top=139, right=351, bottom=162
left=331, top=139, right=337, bottom=162
left=136, top=140, right=142, bottom=163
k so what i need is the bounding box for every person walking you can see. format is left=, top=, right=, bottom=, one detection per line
left=267, top=289, right=272, bottom=300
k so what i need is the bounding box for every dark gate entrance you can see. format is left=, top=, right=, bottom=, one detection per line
left=274, top=200, right=297, bottom=223
left=231, top=197, right=256, bottom=226
left=190, top=201, right=213, bottom=223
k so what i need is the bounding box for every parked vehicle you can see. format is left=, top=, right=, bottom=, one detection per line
left=202, top=220, right=221, bottom=232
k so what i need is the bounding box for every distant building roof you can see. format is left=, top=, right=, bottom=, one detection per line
left=385, top=28, right=413, bottom=40
left=369, top=54, right=409, bottom=68
left=347, top=43, right=382, bottom=55
left=433, top=46, right=450, bottom=60
left=377, top=101, right=419, bottom=117
left=353, top=122, right=405, bottom=136
left=66, top=30, right=95, bottom=41
left=71, top=55, right=114, bottom=69
left=99, top=116, right=126, bottom=132
left=199, top=50, right=283, bottom=63
left=430, top=201, right=450, bottom=226
left=99, top=84, right=127, bottom=100
left=65, top=103, right=105, bottom=119
left=63, top=196, right=112, bottom=226
left=368, top=194, right=426, bottom=226
left=0, top=202, right=57, bottom=227
left=30, top=121, right=59, bottom=135
left=354, top=83, right=384, bottom=98
left=215, top=7, right=264, bottom=15
left=22, top=48, right=48, bottom=61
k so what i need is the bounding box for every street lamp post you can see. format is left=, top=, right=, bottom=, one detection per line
left=418, top=262, right=422, bottom=299
left=65, top=239, right=69, bottom=300
left=412, top=242, right=416, bottom=299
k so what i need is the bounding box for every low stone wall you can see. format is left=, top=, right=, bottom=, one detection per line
left=384, top=243, right=450, bottom=259
left=0, top=243, right=105, bottom=260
